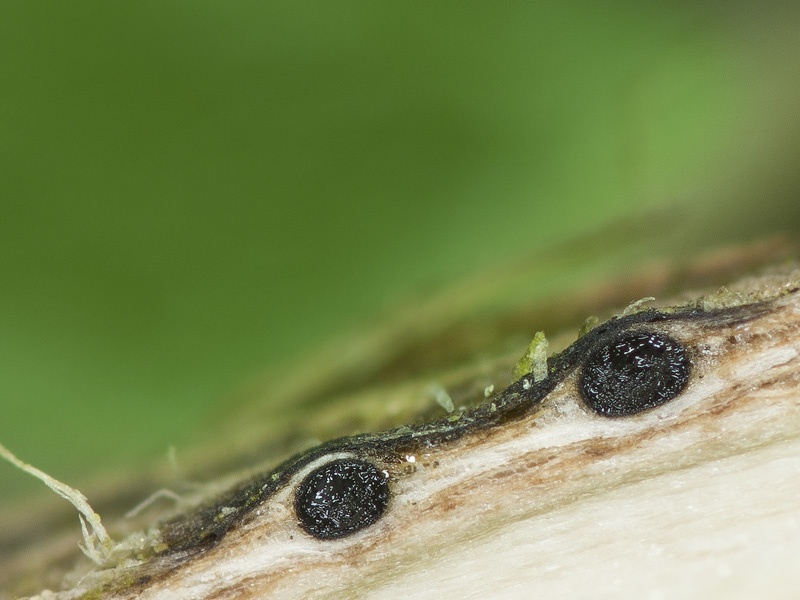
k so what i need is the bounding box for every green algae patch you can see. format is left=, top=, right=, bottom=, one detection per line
left=512, top=332, right=549, bottom=382
left=578, top=315, right=600, bottom=338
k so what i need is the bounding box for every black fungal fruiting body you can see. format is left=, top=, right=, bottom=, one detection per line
left=295, top=458, right=391, bottom=540
left=579, top=331, right=690, bottom=417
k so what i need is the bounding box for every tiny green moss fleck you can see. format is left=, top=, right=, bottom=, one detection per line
left=512, top=331, right=549, bottom=382
left=578, top=315, right=600, bottom=338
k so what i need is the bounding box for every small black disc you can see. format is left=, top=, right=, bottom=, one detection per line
left=295, top=458, right=390, bottom=540
left=579, top=331, right=690, bottom=417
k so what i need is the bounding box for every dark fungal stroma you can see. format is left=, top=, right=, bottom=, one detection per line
left=579, top=331, right=690, bottom=417
left=164, top=317, right=703, bottom=553
left=295, top=458, right=391, bottom=540
left=294, top=331, right=692, bottom=539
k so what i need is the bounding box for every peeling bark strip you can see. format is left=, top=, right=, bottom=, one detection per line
left=30, top=267, right=800, bottom=600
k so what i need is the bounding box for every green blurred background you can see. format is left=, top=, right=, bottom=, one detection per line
left=1, top=1, right=799, bottom=502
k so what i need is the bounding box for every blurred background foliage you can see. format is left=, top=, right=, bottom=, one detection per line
left=1, top=1, right=799, bottom=502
